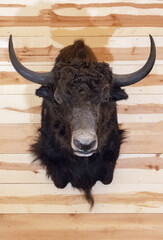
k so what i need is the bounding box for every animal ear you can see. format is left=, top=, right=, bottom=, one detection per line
left=110, top=87, right=128, bottom=101
left=36, top=86, right=54, bottom=101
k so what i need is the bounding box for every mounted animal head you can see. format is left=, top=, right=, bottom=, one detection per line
left=9, top=35, right=156, bottom=157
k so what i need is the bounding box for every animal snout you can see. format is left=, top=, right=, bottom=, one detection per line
left=71, top=129, right=98, bottom=157
left=73, top=139, right=96, bottom=152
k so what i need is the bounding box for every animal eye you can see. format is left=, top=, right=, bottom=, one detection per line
left=54, top=93, right=63, bottom=104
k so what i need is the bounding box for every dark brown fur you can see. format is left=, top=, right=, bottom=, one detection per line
left=31, top=40, right=128, bottom=208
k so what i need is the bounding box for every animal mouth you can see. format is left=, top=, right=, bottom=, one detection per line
left=74, top=150, right=96, bottom=157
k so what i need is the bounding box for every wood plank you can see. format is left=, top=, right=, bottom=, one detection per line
left=2, top=7, right=163, bottom=18
left=0, top=154, right=162, bottom=184
left=1, top=13, right=163, bottom=27
left=21, top=0, right=163, bottom=4
left=0, top=214, right=162, bottom=240
left=1, top=45, right=163, bottom=63
left=2, top=36, right=162, bottom=48
left=0, top=109, right=40, bottom=123
left=121, top=122, right=163, bottom=154
left=1, top=26, right=163, bottom=37
left=117, top=153, right=163, bottom=169
left=2, top=2, right=163, bottom=17
left=0, top=123, right=39, bottom=154
left=54, top=6, right=163, bottom=17
left=52, top=36, right=163, bottom=48
left=0, top=165, right=163, bottom=184
left=0, top=1, right=163, bottom=17
left=119, top=105, right=163, bottom=114
left=51, top=26, right=163, bottom=37
left=0, top=214, right=163, bottom=240
left=0, top=183, right=163, bottom=213
left=0, top=7, right=38, bottom=17
left=0, top=95, right=41, bottom=123
left=0, top=4, right=25, bottom=7
left=118, top=114, right=163, bottom=123
left=0, top=122, right=162, bottom=154
left=0, top=0, right=26, bottom=4
left=52, top=3, right=163, bottom=10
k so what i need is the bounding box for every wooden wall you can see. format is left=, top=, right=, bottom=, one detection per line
left=0, top=0, right=163, bottom=239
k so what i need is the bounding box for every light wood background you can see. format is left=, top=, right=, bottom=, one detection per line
left=0, top=0, right=163, bottom=239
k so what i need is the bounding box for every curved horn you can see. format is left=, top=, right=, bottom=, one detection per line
left=112, top=35, right=156, bottom=87
left=8, top=35, right=54, bottom=84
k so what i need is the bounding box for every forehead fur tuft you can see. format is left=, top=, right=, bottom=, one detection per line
left=53, top=60, right=112, bottom=103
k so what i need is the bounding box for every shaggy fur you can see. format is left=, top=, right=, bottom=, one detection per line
left=31, top=40, right=128, bottom=208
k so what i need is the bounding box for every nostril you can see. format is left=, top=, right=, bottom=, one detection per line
left=87, top=140, right=96, bottom=149
left=73, top=139, right=96, bottom=152
left=73, top=139, right=81, bottom=149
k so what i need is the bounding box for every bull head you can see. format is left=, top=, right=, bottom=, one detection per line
left=8, top=35, right=156, bottom=157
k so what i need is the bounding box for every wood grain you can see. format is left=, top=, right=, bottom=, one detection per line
left=1, top=12, right=163, bottom=27
left=0, top=183, right=163, bottom=213
left=1, top=26, right=163, bottom=37
left=0, top=165, right=163, bottom=184
left=52, top=3, right=163, bottom=10
left=0, top=4, right=25, bottom=7
left=0, top=214, right=163, bottom=240
left=0, top=123, right=39, bottom=154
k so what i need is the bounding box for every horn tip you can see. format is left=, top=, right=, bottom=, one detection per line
left=9, top=34, right=12, bottom=41
left=149, top=34, right=154, bottom=43
left=148, top=34, right=156, bottom=55
left=9, top=34, right=13, bottom=51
